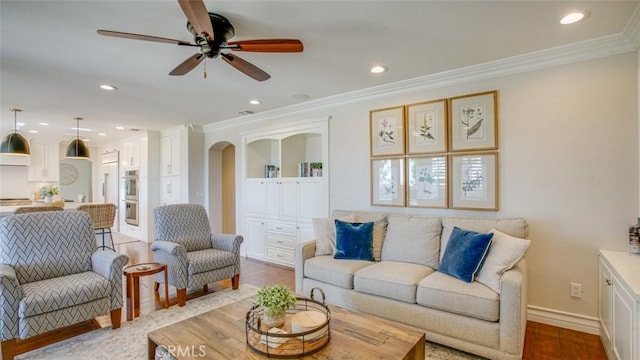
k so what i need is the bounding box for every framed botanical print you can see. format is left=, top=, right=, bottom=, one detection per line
left=406, top=99, right=447, bottom=154
left=407, top=155, right=447, bottom=208
left=370, top=106, right=405, bottom=157
left=371, top=157, right=405, bottom=207
left=449, top=90, right=498, bottom=152
left=450, top=152, right=498, bottom=211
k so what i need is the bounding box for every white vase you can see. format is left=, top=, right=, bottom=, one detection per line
left=262, top=308, right=286, bottom=328
left=44, top=196, right=53, bottom=203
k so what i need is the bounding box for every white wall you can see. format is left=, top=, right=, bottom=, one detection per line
left=204, top=52, right=638, bottom=324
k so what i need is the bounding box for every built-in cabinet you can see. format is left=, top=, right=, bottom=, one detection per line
left=28, top=141, right=59, bottom=182
left=160, top=128, right=184, bottom=206
left=599, top=250, right=640, bottom=360
left=242, top=118, right=329, bottom=267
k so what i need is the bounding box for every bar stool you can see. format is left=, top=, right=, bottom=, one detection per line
left=77, top=203, right=117, bottom=251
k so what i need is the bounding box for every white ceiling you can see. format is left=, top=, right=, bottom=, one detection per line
left=1, top=0, right=639, bottom=147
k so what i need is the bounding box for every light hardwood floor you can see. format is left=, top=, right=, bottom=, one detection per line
left=14, top=234, right=608, bottom=360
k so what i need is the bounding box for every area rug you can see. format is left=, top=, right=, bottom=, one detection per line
left=16, top=283, right=483, bottom=360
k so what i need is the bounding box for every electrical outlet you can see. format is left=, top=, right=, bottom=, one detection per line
left=570, top=283, right=582, bottom=298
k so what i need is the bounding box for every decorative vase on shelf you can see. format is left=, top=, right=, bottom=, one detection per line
left=262, top=308, right=287, bottom=328
left=44, top=196, right=53, bottom=203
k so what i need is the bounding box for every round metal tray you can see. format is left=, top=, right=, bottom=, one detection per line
left=246, top=288, right=331, bottom=358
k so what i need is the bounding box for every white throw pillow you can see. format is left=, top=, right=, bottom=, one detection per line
left=313, top=215, right=356, bottom=256
left=476, top=229, right=531, bottom=293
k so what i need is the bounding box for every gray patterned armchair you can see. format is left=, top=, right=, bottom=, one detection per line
left=152, top=204, right=243, bottom=306
left=0, top=211, right=129, bottom=360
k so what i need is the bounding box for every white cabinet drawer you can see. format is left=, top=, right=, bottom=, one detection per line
left=266, top=234, right=295, bottom=248
left=265, top=246, right=294, bottom=266
left=266, top=222, right=296, bottom=236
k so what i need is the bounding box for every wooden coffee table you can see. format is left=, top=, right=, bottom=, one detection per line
left=147, top=296, right=425, bottom=359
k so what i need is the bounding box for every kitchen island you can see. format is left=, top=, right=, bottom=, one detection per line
left=0, top=202, right=83, bottom=217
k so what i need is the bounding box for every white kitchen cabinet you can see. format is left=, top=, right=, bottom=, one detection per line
left=245, top=217, right=265, bottom=259
left=160, top=176, right=181, bottom=205
left=161, top=133, right=180, bottom=177
left=121, top=140, right=141, bottom=170
left=28, top=142, right=59, bottom=182
left=599, top=250, right=640, bottom=360
left=242, top=118, right=329, bottom=267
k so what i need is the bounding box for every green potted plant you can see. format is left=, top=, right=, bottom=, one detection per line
left=39, top=185, right=59, bottom=203
left=255, top=284, right=297, bottom=328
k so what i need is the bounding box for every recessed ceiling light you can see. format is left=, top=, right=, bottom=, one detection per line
left=39, top=122, right=49, bottom=126
left=370, top=65, right=388, bottom=74
left=99, top=84, right=118, bottom=91
left=291, top=93, right=310, bottom=100
left=560, top=11, right=588, bottom=25
left=249, top=99, right=261, bottom=105
left=29, top=130, right=38, bottom=134
left=98, top=133, right=107, bottom=136
left=115, top=126, right=125, bottom=130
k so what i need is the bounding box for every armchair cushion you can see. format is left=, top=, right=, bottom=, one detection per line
left=187, top=249, right=236, bottom=275
left=19, top=272, right=110, bottom=317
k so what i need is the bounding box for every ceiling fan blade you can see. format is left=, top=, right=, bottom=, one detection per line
left=97, top=30, right=196, bottom=46
left=225, top=39, right=304, bottom=53
left=169, top=53, right=205, bottom=76
left=221, top=53, right=270, bottom=81
left=178, top=0, right=214, bottom=40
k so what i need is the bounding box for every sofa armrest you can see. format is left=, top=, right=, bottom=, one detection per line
left=498, top=257, right=527, bottom=356
left=151, top=241, right=189, bottom=289
left=210, top=234, right=243, bottom=254
left=0, top=264, right=22, bottom=341
left=91, top=251, right=130, bottom=310
left=294, top=240, right=317, bottom=294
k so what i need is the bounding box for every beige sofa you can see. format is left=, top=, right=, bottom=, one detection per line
left=294, top=210, right=529, bottom=360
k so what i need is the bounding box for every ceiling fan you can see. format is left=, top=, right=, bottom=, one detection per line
left=97, top=0, right=303, bottom=81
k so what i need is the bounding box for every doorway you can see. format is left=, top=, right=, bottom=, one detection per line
left=208, top=142, right=236, bottom=234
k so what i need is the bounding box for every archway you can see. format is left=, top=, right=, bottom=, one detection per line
left=208, top=142, right=236, bottom=234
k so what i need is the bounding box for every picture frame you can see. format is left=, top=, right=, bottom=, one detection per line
left=370, top=106, right=405, bottom=157
left=449, top=90, right=498, bottom=152
left=450, top=152, right=498, bottom=211
left=371, top=157, right=405, bottom=207
left=407, top=155, right=447, bottom=208
left=406, top=99, right=447, bottom=154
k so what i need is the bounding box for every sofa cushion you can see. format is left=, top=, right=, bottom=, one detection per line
left=476, top=229, right=531, bottom=293
left=187, top=248, right=236, bottom=274
left=312, top=215, right=356, bottom=256
left=381, top=215, right=441, bottom=268
left=417, top=271, right=500, bottom=322
left=19, top=271, right=111, bottom=317
left=438, top=227, right=493, bottom=282
left=304, top=255, right=374, bottom=289
left=354, top=261, right=434, bottom=303
left=333, top=210, right=388, bottom=261
left=440, top=217, right=528, bottom=260
left=334, top=220, right=375, bottom=261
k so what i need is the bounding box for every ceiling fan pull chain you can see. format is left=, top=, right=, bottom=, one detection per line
left=203, top=60, right=207, bottom=79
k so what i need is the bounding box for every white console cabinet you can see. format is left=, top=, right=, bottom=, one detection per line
left=599, top=250, right=640, bottom=360
left=242, top=118, right=329, bottom=267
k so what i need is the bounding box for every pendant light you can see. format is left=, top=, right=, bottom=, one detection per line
left=0, top=108, right=30, bottom=155
left=65, top=116, right=90, bottom=159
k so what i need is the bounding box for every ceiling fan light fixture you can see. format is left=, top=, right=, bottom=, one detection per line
left=65, top=117, right=91, bottom=159
left=0, top=108, right=30, bottom=156
left=560, top=11, right=588, bottom=25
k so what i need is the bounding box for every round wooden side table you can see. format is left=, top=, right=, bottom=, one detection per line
left=123, top=262, right=169, bottom=321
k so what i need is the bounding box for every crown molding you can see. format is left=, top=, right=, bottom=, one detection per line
left=623, top=1, right=640, bottom=49
left=205, top=32, right=636, bottom=132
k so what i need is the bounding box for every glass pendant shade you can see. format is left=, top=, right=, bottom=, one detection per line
left=65, top=116, right=90, bottom=159
left=1, top=108, right=30, bottom=155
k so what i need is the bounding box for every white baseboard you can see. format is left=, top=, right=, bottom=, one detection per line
left=527, top=305, right=601, bottom=335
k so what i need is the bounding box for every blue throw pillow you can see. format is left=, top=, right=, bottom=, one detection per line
left=334, top=220, right=374, bottom=261
left=438, top=227, right=494, bottom=282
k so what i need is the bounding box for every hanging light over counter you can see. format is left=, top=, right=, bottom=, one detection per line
left=0, top=108, right=30, bottom=155
left=65, top=116, right=90, bottom=159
